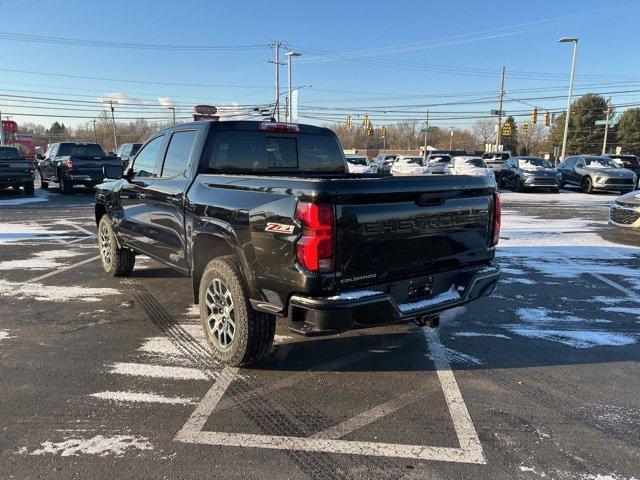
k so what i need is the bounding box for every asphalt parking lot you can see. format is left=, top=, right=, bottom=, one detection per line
left=1, top=182, right=639, bottom=480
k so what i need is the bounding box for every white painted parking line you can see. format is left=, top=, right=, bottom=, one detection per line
left=110, top=362, right=210, bottom=380
left=91, top=391, right=197, bottom=405
left=588, top=272, right=640, bottom=303
left=174, top=330, right=485, bottom=464
left=25, top=255, right=100, bottom=284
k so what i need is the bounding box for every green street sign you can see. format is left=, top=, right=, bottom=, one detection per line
left=421, top=127, right=436, bottom=133
left=595, top=119, right=617, bottom=126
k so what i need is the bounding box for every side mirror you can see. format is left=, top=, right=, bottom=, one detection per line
left=103, top=165, right=124, bottom=180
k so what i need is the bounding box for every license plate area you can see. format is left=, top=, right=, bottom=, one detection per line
left=408, top=277, right=433, bottom=299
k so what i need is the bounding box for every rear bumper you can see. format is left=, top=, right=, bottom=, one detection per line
left=0, top=173, right=35, bottom=185
left=65, top=172, right=104, bottom=183
left=287, top=263, right=501, bottom=335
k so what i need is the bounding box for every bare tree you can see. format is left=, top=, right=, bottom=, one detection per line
left=472, top=119, right=496, bottom=147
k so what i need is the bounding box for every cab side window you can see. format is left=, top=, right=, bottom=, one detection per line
left=131, top=135, right=164, bottom=178
left=161, top=130, right=197, bottom=178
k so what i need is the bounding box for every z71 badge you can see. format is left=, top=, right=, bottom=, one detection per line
left=265, top=223, right=295, bottom=234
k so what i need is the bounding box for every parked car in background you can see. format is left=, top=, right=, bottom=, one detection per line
left=0, top=145, right=35, bottom=195
left=605, top=154, right=640, bottom=187
left=372, top=154, right=398, bottom=173
left=446, top=156, right=495, bottom=179
left=424, top=153, right=453, bottom=174
left=116, top=143, right=142, bottom=169
left=345, top=155, right=376, bottom=174
left=556, top=155, right=637, bottom=194
left=609, top=190, right=640, bottom=229
left=38, top=142, right=122, bottom=194
left=497, top=156, right=561, bottom=192
left=95, top=120, right=501, bottom=366
left=390, top=155, right=428, bottom=176
left=482, top=151, right=511, bottom=172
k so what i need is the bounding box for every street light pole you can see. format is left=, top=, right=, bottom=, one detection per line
left=102, top=99, right=119, bottom=152
left=602, top=97, right=611, bottom=155
left=495, top=66, right=506, bottom=151
left=449, top=127, right=454, bottom=150
left=167, top=106, right=176, bottom=125
left=285, top=52, right=301, bottom=122
left=91, top=119, right=97, bottom=143
left=559, top=37, right=578, bottom=160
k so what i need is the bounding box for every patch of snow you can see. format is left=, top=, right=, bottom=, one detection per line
left=505, top=327, right=636, bottom=349
left=0, top=189, right=53, bottom=207
left=185, top=304, right=200, bottom=317
left=436, top=347, right=483, bottom=365
left=500, top=267, right=526, bottom=275
left=593, top=296, right=629, bottom=305
left=454, top=332, right=511, bottom=339
left=516, top=307, right=611, bottom=324
left=108, top=362, right=208, bottom=380
left=0, top=250, right=83, bottom=270
left=501, top=277, right=537, bottom=285
left=0, top=329, right=15, bottom=342
left=326, top=290, right=381, bottom=300
left=0, top=279, right=120, bottom=303
left=398, top=285, right=460, bottom=313
left=90, top=391, right=195, bottom=405
left=31, top=435, right=153, bottom=457
left=603, top=307, right=640, bottom=315
left=138, top=337, right=182, bottom=357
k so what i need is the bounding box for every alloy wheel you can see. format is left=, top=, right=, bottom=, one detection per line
left=205, top=278, right=236, bottom=350
left=99, top=223, right=112, bottom=267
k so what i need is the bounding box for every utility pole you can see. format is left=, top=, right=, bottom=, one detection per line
left=267, top=42, right=285, bottom=121
left=285, top=51, right=301, bottom=122
left=423, top=110, right=430, bottom=159
left=449, top=127, right=454, bottom=150
left=602, top=97, right=611, bottom=155
left=495, top=66, right=506, bottom=151
left=102, top=99, right=118, bottom=152
left=559, top=37, right=578, bottom=160
left=0, top=108, right=4, bottom=145
left=91, top=119, right=97, bottom=143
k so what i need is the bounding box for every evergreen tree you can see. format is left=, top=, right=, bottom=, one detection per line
left=616, top=108, right=640, bottom=156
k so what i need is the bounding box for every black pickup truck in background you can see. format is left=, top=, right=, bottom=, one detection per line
left=95, top=120, right=501, bottom=366
left=38, top=142, right=122, bottom=194
left=0, top=145, right=36, bottom=195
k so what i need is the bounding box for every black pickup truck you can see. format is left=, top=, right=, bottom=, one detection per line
left=0, top=145, right=36, bottom=195
left=95, top=121, right=501, bottom=366
left=38, top=142, right=122, bottom=194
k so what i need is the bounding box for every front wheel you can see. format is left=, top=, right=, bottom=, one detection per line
left=582, top=177, right=594, bottom=194
left=98, top=216, right=135, bottom=277
left=199, top=255, right=275, bottom=367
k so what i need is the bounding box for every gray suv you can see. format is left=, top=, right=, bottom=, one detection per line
left=556, top=155, right=637, bottom=194
left=498, top=156, right=562, bottom=192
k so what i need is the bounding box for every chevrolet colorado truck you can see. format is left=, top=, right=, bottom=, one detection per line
left=0, top=145, right=35, bottom=195
left=38, top=142, right=122, bottom=194
left=95, top=121, right=501, bottom=366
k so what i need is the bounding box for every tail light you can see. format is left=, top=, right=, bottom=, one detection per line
left=491, top=193, right=501, bottom=246
left=63, top=159, right=73, bottom=170
left=295, top=202, right=334, bottom=273
left=259, top=122, right=300, bottom=133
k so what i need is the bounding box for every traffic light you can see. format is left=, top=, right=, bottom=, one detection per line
left=367, top=124, right=374, bottom=136
left=346, top=115, right=352, bottom=130
left=522, top=122, right=529, bottom=134
left=501, top=123, right=512, bottom=136
left=530, top=108, right=538, bottom=124
left=543, top=112, right=550, bottom=126
left=381, top=126, right=387, bottom=137
left=363, top=115, right=370, bottom=128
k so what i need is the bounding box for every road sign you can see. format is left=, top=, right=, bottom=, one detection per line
left=595, top=119, right=617, bottom=126
left=490, top=109, right=502, bottom=116
left=421, top=127, right=436, bottom=133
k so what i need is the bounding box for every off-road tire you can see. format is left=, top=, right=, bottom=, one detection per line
left=59, top=173, right=73, bottom=194
left=98, top=216, right=135, bottom=277
left=24, top=181, right=35, bottom=196
left=199, top=255, right=275, bottom=367
left=39, top=173, right=49, bottom=189
left=582, top=176, right=594, bottom=194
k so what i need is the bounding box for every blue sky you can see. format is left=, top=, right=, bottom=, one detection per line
left=1, top=0, right=639, bottom=129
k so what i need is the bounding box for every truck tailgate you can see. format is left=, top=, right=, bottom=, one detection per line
left=334, top=175, right=495, bottom=285
left=67, top=156, right=120, bottom=178
left=0, top=158, right=32, bottom=181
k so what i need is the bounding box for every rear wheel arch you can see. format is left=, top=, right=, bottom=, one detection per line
left=95, top=203, right=107, bottom=226
left=191, top=235, right=236, bottom=303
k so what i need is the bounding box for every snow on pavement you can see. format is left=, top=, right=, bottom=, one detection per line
left=30, top=435, right=153, bottom=457
left=0, top=250, right=84, bottom=270
left=0, top=279, right=120, bottom=303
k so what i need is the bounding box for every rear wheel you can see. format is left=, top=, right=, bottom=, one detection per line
left=59, top=174, right=73, bottom=194
left=24, top=181, right=35, bottom=196
left=199, top=255, right=275, bottom=367
left=39, top=172, right=49, bottom=189
left=582, top=177, right=594, bottom=194
left=98, top=216, right=135, bottom=277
